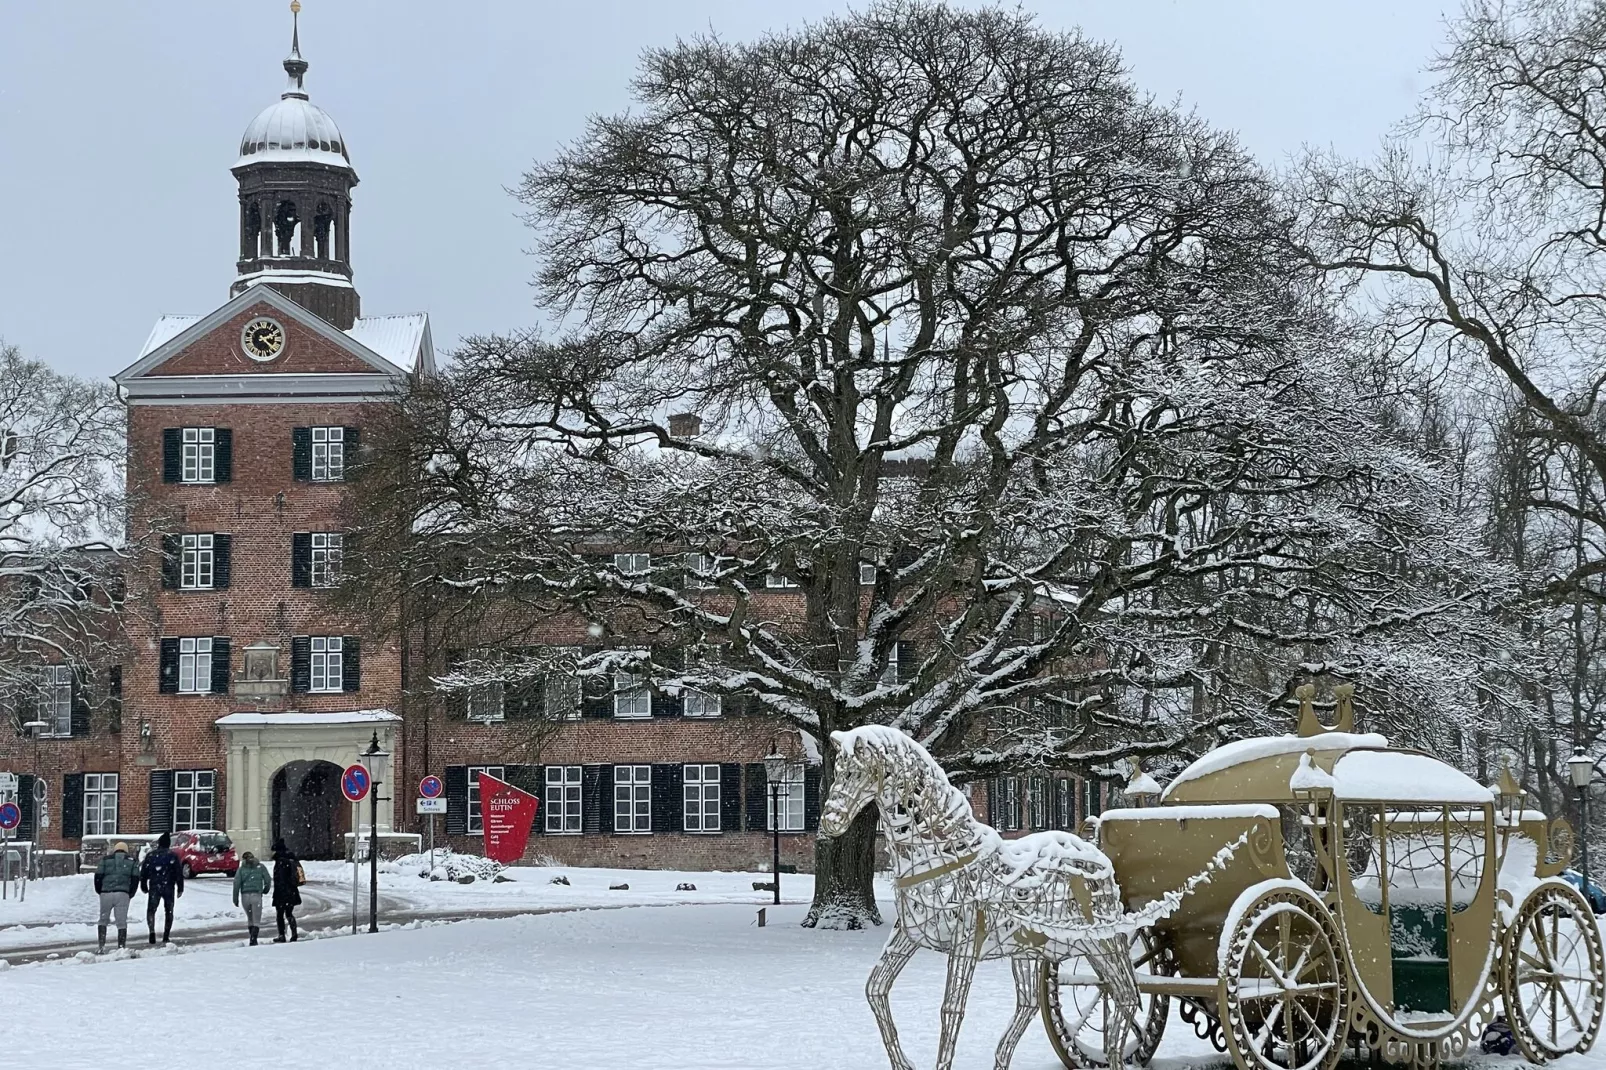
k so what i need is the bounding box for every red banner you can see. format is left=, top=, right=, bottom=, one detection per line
left=479, top=773, right=540, bottom=864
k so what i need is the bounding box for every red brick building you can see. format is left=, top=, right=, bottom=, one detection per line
left=0, top=18, right=1115, bottom=873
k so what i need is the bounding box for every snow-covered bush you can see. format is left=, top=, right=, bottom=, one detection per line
left=385, top=849, right=504, bottom=883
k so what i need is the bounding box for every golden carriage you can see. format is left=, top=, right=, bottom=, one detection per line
left=1041, top=687, right=1606, bottom=1070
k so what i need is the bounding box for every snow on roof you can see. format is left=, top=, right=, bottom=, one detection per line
left=347, top=313, right=432, bottom=373
left=1289, top=753, right=1336, bottom=794
left=1104, top=803, right=1280, bottom=822
left=1330, top=750, right=1493, bottom=804
left=140, top=315, right=202, bottom=358
left=136, top=311, right=432, bottom=373
left=1125, top=771, right=1162, bottom=796
left=215, top=709, right=398, bottom=727
left=1162, top=731, right=1388, bottom=800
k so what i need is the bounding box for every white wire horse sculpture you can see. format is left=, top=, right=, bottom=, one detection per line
left=820, top=726, right=1141, bottom=1070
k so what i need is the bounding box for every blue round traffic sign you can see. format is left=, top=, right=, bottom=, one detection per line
left=419, top=775, right=444, bottom=800
left=341, top=764, right=371, bottom=803
left=0, top=802, right=20, bottom=831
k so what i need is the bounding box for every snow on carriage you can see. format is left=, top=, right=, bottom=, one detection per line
left=1042, top=683, right=1606, bottom=1070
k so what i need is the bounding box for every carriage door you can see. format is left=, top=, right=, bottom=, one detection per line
left=1350, top=806, right=1485, bottom=1015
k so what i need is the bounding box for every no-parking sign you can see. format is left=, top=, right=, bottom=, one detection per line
left=341, top=764, right=371, bottom=803
left=0, top=802, right=20, bottom=831
left=419, top=775, right=444, bottom=799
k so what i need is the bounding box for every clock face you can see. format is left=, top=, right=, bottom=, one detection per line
left=241, top=317, right=286, bottom=361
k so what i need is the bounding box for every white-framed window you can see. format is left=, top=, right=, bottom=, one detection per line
left=180, top=533, right=214, bottom=590
left=683, top=764, right=721, bottom=833
left=683, top=645, right=722, bottom=717
left=880, top=643, right=901, bottom=686
left=543, top=647, right=582, bottom=720
left=1055, top=776, right=1073, bottom=831
left=614, top=765, right=651, bottom=833
left=181, top=427, right=215, bottom=484
left=467, top=765, right=504, bottom=835
left=767, top=761, right=806, bottom=832
left=684, top=690, right=722, bottom=717
left=765, top=569, right=799, bottom=588
left=468, top=678, right=505, bottom=722
left=545, top=765, right=582, bottom=834
left=613, top=669, right=651, bottom=718
left=173, top=770, right=214, bottom=831
left=1028, top=777, right=1048, bottom=831
left=84, top=772, right=119, bottom=836
left=310, top=636, right=343, bottom=693
left=685, top=552, right=717, bottom=589
left=37, top=665, right=72, bottom=737
left=614, top=552, right=650, bottom=576
left=859, top=562, right=877, bottom=585
left=310, top=532, right=343, bottom=588
left=311, top=426, right=344, bottom=482
left=999, top=777, right=1023, bottom=831
left=178, top=637, right=213, bottom=694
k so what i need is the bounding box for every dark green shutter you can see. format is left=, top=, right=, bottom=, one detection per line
left=444, top=766, right=468, bottom=835
left=70, top=670, right=91, bottom=737
left=745, top=763, right=767, bottom=831
left=342, top=637, right=361, bottom=692
left=650, top=764, right=681, bottom=833
left=343, top=426, right=361, bottom=477
left=148, top=769, right=174, bottom=834
left=212, top=428, right=233, bottom=482
left=290, top=636, right=311, bottom=692
left=17, top=775, right=35, bottom=840
left=803, top=767, right=822, bottom=831
left=209, top=638, right=231, bottom=695
left=161, top=429, right=182, bottom=483
left=292, top=428, right=312, bottom=481
left=291, top=533, right=312, bottom=587
left=719, top=764, right=742, bottom=833
left=158, top=639, right=180, bottom=694
left=61, top=773, right=84, bottom=840
left=212, top=534, right=232, bottom=589
left=160, top=535, right=181, bottom=589
left=581, top=765, right=607, bottom=834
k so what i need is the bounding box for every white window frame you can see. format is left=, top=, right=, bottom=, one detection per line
left=545, top=765, right=582, bottom=834
left=467, top=765, right=504, bottom=835
left=310, top=532, right=343, bottom=588
left=613, top=552, right=650, bottom=576
left=683, top=764, right=721, bottom=833
left=84, top=772, right=119, bottom=836
left=767, top=761, right=806, bottom=832
left=765, top=569, right=799, bottom=589
left=1055, top=776, right=1073, bottom=831
left=173, top=770, right=214, bottom=831
left=310, top=636, right=343, bottom=693
left=181, top=427, right=215, bottom=484
left=311, top=426, right=344, bottom=482
left=543, top=647, right=582, bottom=720
left=178, top=637, right=213, bottom=694
left=467, top=679, right=505, bottom=722
left=880, top=643, right=900, bottom=686
left=1028, top=776, right=1048, bottom=831
left=614, top=765, right=651, bottom=833
left=180, top=533, right=214, bottom=590
left=859, top=562, right=877, bottom=585
left=613, top=669, right=651, bottom=718
left=683, top=690, right=722, bottom=717
left=38, top=665, right=72, bottom=737
left=685, top=552, right=717, bottom=590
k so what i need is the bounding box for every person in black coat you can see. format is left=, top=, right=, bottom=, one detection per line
left=139, top=832, right=185, bottom=945
left=271, top=839, right=302, bottom=943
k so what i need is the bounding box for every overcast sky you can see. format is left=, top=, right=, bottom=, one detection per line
left=0, top=1, right=1453, bottom=379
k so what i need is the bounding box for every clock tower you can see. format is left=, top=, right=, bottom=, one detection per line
left=229, top=2, right=361, bottom=329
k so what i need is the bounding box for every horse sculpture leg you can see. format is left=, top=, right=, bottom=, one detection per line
left=936, top=941, right=981, bottom=1070
left=992, top=954, right=1043, bottom=1070
left=867, top=924, right=920, bottom=1070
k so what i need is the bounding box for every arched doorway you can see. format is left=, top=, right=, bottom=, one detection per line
left=270, top=760, right=349, bottom=860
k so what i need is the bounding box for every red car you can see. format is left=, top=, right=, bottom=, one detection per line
left=170, top=830, right=238, bottom=879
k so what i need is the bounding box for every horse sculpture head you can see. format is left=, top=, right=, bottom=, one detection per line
left=819, top=730, right=883, bottom=838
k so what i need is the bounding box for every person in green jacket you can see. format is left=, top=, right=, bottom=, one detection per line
left=94, top=842, right=141, bottom=953
left=232, top=851, right=273, bottom=946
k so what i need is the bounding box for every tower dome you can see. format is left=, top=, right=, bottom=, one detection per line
left=229, top=2, right=361, bottom=329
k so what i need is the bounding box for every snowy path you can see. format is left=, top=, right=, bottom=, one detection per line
left=5, top=899, right=1602, bottom=1070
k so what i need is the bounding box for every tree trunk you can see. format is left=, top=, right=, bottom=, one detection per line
left=802, top=804, right=881, bottom=929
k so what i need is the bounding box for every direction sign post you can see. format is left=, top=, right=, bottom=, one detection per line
left=340, top=765, right=371, bottom=935
left=419, top=776, right=445, bottom=872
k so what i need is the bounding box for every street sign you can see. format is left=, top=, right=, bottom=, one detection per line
left=341, top=764, right=371, bottom=803
left=31, top=779, right=46, bottom=803
left=0, top=773, right=16, bottom=795
left=419, top=775, right=444, bottom=799
left=416, top=797, right=447, bottom=814
left=0, top=803, right=19, bottom=831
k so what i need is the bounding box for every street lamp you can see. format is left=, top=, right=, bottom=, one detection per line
left=359, top=732, right=390, bottom=934
left=764, top=744, right=789, bottom=907
left=1570, top=747, right=1595, bottom=894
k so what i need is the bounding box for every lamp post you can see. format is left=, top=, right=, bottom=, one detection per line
left=360, top=732, right=390, bottom=934
left=1569, top=747, right=1595, bottom=893
left=764, top=745, right=788, bottom=907
left=21, top=721, right=46, bottom=880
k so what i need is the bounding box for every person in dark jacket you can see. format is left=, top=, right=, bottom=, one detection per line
left=271, top=839, right=302, bottom=943
left=93, top=842, right=139, bottom=952
left=139, top=831, right=185, bottom=945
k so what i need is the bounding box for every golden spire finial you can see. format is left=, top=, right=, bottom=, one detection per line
left=291, top=1, right=302, bottom=13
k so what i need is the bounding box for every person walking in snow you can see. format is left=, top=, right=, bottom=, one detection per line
left=271, top=838, right=302, bottom=943
left=93, top=842, right=139, bottom=952
left=139, top=831, right=185, bottom=945
left=232, top=850, right=272, bottom=946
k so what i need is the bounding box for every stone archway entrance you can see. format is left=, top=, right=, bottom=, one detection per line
left=270, top=760, right=349, bottom=860
left=215, top=710, right=400, bottom=858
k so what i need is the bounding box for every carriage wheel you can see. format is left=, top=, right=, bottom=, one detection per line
left=1502, top=882, right=1605, bottom=1062
left=1040, top=930, right=1171, bottom=1068
left=1219, top=884, right=1346, bottom=1070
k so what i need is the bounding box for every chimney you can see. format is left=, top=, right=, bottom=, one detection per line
left=668, top=412, right=702, bottom=439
